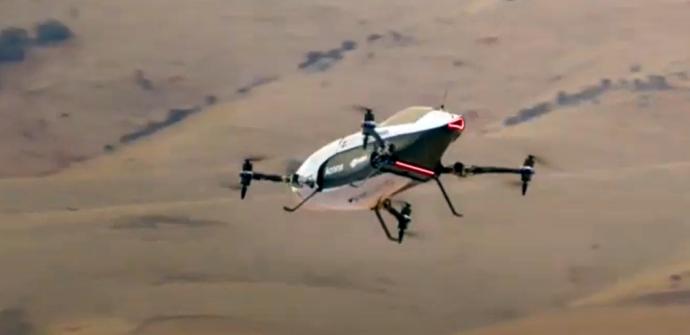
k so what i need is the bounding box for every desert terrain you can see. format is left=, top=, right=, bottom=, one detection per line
left=1, top=0, right=690, bottom=334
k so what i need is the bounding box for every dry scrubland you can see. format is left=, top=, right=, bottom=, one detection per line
left=1, top=0, right=690, bottom=334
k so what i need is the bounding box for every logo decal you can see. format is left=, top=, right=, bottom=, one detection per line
left=324, top=164, right=344, bottom=176
left=349, top=155, right=368, bottom=168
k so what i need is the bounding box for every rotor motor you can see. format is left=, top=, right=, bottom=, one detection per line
left=239, top=159, right=254, bottom=199
left=520, top=155, right=536, bottom=196
left=361, top=108, right=377, bottom=149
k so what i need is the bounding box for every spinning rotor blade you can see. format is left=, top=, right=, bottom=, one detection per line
left=232, top=155, right=302, bottom=200
left=516, top=152, right=557, bottom=169
left=284, top=158, right=304, bottom=175
left=352, top=104, right=374, bottom=115
left=354, top=105, right=378, bottom=149
left=495, top=153, right=551, bottom=195
left=520, top=154, right=538, bottom=196
left=502, top=179, right=524, bottom=187
left=522, top=181, right=528, bottom=196
left=529, top=154, right=552, bottom=168
left=501, top=178, right=533, bottom=195
left=238, top=154, right=270, bottom=200
left=523, top=154, right=535, bottom=168
left=404, top=230, right=425, bottom=240
left=243, top=154, right=269, bottom=163
left=221, top=181, right=243, bottom=190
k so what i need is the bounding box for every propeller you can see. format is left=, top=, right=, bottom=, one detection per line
left=438, top=86, right=449, bottom=110
left=242, top=154, right=269, bottom=163
left=355, top=105, right=377, bottom=149
left=230, top=155, right=302, bottom=198
left=526, top=154, right=554, bottom=169
left=352, top=104, right=374, bottom=115
left=284, top=158, right=303, bottom=175
left=404, top=230, right=425, bottom=240
left=220, top=181, right=243, bottom=190
left=238, top=155, right=269, bottom=199
left=519, top=154, right=536, bottom=196
left=499, top=153, right=546, bottom=195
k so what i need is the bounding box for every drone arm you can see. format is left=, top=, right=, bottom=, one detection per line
left=252, top=172, right=290, bottom=183
left=439, top=155, right=536, bottom=195
left=465, top=166, right=525, bottom=175
left=244, top=172, right=315, bottom=187
left=440, top=159, right=534, bottom=177
left=239, top=166, right=317, bottom=201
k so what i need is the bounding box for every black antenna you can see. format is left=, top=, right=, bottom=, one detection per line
left=439, top=85, right=449, bottom=110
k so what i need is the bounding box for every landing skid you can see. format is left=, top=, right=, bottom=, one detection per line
left=433, top=177, right=463, bottom=217
left=283, top=189, right=320, bottom=212
left=373, top=199, right=412, bottom=244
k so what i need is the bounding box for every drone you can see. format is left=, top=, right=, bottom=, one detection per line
left=236, top=105, right=540, bottom=244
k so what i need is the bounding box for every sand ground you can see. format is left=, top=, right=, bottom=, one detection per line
left=1, top=0, right=690, bottom=334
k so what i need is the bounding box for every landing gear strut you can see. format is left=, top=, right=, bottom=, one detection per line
left=373, top=199, right=412, bottom=244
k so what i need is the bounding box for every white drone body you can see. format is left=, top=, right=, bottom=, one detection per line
left=292, top=107, right=463, bottom=211
left=238, top=105, right=535, bottom=243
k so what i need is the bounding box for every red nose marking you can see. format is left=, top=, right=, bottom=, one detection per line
left=448, top=115, right=465, bottom=131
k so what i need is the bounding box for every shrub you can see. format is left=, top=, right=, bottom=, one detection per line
left=0, top=27, right=29, bottom=63
left=205, top=95, right=218, bottom=105
left=341, top=40, right=357, bottom=51
left=0, top=44, right=25, bottom=63
left=1, top=27, right=30, bottom=48
left=35, top=19, right=73, bottom=45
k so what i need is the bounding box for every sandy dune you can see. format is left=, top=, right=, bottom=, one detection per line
left=2, top=0, right=690, bottom=334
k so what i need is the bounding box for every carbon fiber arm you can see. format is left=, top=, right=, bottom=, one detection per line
left=438, top=155, right=536, bottom=196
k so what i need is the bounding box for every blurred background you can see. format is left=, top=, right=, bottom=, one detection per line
left=1, top=1, right=690, bottom=334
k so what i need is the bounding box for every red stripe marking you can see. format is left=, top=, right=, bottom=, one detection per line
left=394, top=161, right=435, bottom=177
